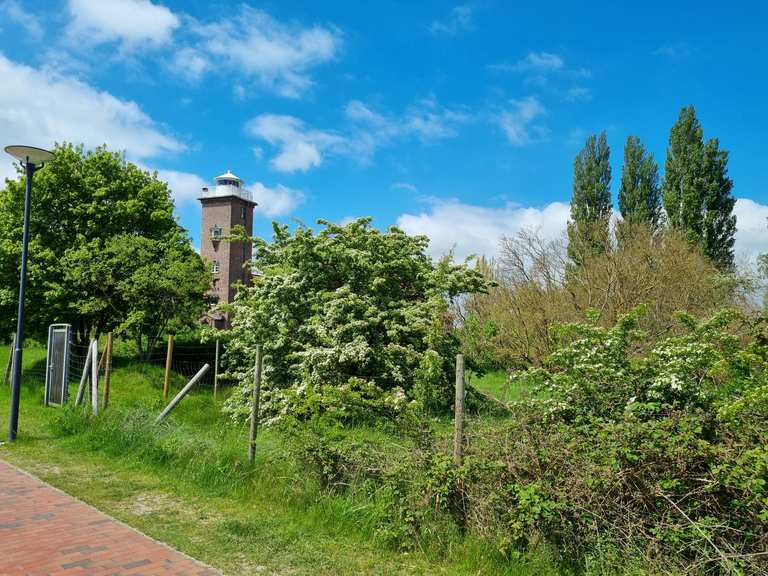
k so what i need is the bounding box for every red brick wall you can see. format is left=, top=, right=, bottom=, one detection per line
left=200, top=196, right=254, bottom=308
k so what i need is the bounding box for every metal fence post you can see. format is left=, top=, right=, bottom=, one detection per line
left=248, top=344, right=263, bottom=463
left=213, top=338, right=220, bottom=400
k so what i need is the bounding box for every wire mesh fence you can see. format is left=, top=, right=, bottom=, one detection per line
left=2, top=334, right=222, bottom=399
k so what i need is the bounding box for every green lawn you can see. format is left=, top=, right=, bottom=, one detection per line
left=0, top=344, right=560, bottom=576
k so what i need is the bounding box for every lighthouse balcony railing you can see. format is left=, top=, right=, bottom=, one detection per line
left=200, top=184, right=252, bottom=202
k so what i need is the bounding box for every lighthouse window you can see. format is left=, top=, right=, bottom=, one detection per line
left=210, top=225, right=223, bottom=239
left=212, top=260, right=220, bottom=274
left=241, top=206, right=246, bottom=219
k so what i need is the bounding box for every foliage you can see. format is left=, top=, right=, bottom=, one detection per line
left=567, top=131, right=612, bottom=266
left=61, top=233, right=210, bottom=357
left=223, top=218, right=487, bottom=422
left=463, top=309, right=768, bottom=573
left=461, top=226, right=740, bottom=370
left=618, top=135, right=662, bottom=236
left=662, top=106, right=736, bottom=270
left=0, top=143, right=207, bottom=347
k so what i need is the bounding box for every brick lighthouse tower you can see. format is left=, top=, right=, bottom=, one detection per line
left=199, top=170, right=257, bottom=328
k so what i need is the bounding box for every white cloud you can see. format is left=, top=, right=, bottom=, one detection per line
left=498, top=96, right=548, bottom=146
left=734, top=198, right=768, bottom=265
left=247, top=99, right=468, bottom=173
left=155, top=169, right=206, bottom=204
left=67, top=0, right=179, bottom=47
left=180, top=6, right=341, bottom=98
left=0, top=0, right=44, bottom=40
left=172, top=47, right=209, bottom=82
left=392, top=182, right=418, bottom=192
left=0, top=53, right=183, bottom=161
left=251, top=183, right=305, bottom=217
left=245, top=114, right=342, bottom=172
left=490, top=51, right=564, bottom=73
left=397, top=199, right=571, bottom=260
left=397, top=196, right=768, bottom=265
left=430, top=4, right=474, bottom=36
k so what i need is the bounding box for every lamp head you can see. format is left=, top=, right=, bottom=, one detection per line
left=4, top=145, right=55, bottom=166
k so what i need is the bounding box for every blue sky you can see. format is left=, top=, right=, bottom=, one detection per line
left=1, top=0, right=767, bottom=264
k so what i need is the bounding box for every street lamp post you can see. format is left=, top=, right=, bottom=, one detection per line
left=4, top=145, right=55, bottom=441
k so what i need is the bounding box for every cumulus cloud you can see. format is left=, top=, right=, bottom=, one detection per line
left=498, top=96, right=548, bottom=146
left=397, top=199, right=571, bottom=260
left=245, top=114, right=343, bottom=172
left=0, top=53, right=183, bottom=161
left=179, top=6, right=341, bottom=98
left=429, top=4, right=474, bottom=36
left=155, top=169, right=206, bottom=204
left=247, top=98, right=468, bottom=173
left=733, top=198, right=768, bottom=266
left=251, top=183, right=305, bottom=217
left=398, top=196, right=768, bottom=265
left=66, top=0, right=179, bottom=47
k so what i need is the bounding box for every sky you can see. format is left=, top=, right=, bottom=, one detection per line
left=1, top=0, right=767, bottom=266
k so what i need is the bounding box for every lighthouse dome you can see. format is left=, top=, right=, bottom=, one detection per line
left=214, top=170, right=242, bottom=187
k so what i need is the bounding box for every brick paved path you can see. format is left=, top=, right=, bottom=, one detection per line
left=0, top=460, right=221, bottom=576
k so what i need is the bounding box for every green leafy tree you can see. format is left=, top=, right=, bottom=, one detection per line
left=0, top=143, right=207, bottom=346
left=662, top=106, right=736, bottom=270
left=567, top=131, right=612, bottom=266
left=61, top=234, right=210, bottom=357
left=618, top=135, right=661, bottom=234
left=222, top=218, right=488, bottom=421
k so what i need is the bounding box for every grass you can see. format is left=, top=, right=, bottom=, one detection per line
left=0, top=344, right=562, bottom=576
left=470, top=369, right=530, bottom=403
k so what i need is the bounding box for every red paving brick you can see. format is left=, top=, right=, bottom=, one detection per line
left=0, top=460, right=222, bottom=576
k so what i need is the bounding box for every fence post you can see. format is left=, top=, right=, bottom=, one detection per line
left=90, top=339, right=99, bottom=416
left=163, top=334, right=174, bottom=399
left=75, top=341, right=93, bottom=406
left=4, top=332, right=15, bottom=386
left=213, top=338, right=220, bottom=400
left=155, top=364, right=210, bottom=424
left=453, top=353, right=465, bottom=467
left=248, top=344, right=263, bottom=464
left=102, top=332, right=113, bottom=409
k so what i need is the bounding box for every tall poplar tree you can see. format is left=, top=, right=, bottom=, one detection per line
left=662, top=106, right=736, bottom=270
left=567, top=131, right=612, bottom=266
left=618, top=136, right=661, bottom=232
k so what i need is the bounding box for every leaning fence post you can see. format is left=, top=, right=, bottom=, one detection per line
left=4, top=332, right=15, bottom=386
left=213, top=338, right=220, bottom=400
left=90, top=339, right=99, bottom=415
left=248, top=344, right=263, bottom=464
left=102, top=332, right=113, bottom=409
left=453, top=353, right=465, bottom=467
left=75, top=341, right=93, bottom=406
left=163, top=334, right=174, bottom=399
left=155, top=364, right=210, bottom=424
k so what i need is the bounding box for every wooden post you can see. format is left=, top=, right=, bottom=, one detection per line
left=90, top=339, right=99, bottom=416
left=213, top=339, right=220, bottom=400
left=4, top=332, right=15, bottom=386
left=248, top=344, right=263, bottom=464
left=162, top=334, right=174, bottom=399
left=102, top=333, right=113, bottom=409
left=155, top=364, right=210, bottom=424
left=453, top=353, right=465, bottom=467
left=75, top=341, right=93, bottom=406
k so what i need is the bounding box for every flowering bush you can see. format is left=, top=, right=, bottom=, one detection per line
left=222, top=218, right=487, bottom=423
